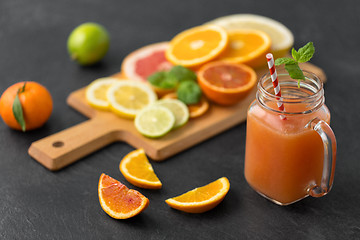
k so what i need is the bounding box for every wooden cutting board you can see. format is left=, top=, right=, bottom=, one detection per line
left=28, top=63, right=326, bottom=171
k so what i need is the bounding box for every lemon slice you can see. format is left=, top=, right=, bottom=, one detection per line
left=85, top=77, right=119, bottom=110
left=107, top=80, right=157, bottom=119
left=135, top=105, right=175, bottom=138
left=205, top=14, right=294, bottom=58
left=154, top=99, right=189, bottom=129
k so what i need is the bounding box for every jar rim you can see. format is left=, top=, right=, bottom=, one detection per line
left=259, top=69, right=323, bottom=102
left=257, top=69, right=325, bottom=115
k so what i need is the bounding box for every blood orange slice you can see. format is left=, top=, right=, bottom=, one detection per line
left=121, top=42, right=173, bottom=83
left=197, top=61, right=257, bottom=105
left=98, top=173, right=149, bottom=219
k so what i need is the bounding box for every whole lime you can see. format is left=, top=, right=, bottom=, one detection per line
left=67, top=22, right=110, bottom=66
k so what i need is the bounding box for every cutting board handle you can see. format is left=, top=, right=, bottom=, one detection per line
left=28, top=117, right=118, bottom=171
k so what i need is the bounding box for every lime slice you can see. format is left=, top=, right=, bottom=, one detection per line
left=135, top=106, right=175, bottom=138
left=85, top=77, right=119, bottom=110
left=154, top=99, right=189, bottom=129
left=205, top=14, right=294, bottom=58
left=107, top=80, right=157, bottom=119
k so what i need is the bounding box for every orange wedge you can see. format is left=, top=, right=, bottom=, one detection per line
left=165, top=177, right=230, bottom=213
left=119, top=149, right=162, bottom=189
left=166, top=25, right=228, bottom=68
left=98, top=173, right=149, bottom=219
left=162, top=92, right=209, bottom=118
left=217, top=29, right=271, bottom=68
left=197, top=61, right=257, bottom=105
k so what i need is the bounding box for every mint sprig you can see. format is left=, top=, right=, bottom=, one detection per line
left=148, top=65, right=202, bottom=104
left=148, top=71, right=178, bottom=89
left=275, top=42, right=315, bottom=87
left=168, top=65, right=197, bottom=82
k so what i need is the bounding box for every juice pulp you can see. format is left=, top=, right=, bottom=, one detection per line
left=244, top=102, right=330, bottom=205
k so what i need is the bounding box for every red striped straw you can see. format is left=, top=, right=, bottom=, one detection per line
left=266, top=53, right=286, bottom=120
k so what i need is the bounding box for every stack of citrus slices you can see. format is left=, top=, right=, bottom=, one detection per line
left=165, top=24, right=271, bottom=69
left=98, top=148, right=231, bottom=219
left=86, top=14, right=294, bottom=136
left=86, top=77, right=157, bottom=119
left=205, top=14, right=294, bottom=59
left=85, top=78, right=190, bottom=138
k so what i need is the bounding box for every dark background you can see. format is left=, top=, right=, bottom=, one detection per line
left=0, top=0, right=359, bottom=239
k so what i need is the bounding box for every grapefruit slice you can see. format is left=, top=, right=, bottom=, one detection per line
left=98, top=173, right=149, bottom=219
left=197, top=61, right=257, bottom=105
left=121, top=42, right=173, bottom=83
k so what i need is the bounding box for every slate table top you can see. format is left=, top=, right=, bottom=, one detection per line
left=0, top=0, right=359, bottom=239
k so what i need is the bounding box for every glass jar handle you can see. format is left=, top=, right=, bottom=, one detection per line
left=306, top=118, right=337, bottom=197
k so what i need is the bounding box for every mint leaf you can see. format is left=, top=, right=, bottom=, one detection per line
left=161, top=74, right=178, bottom=89
left=285, top=63, right=305, bottom=80
left=168, top=65, right=197, bottom=82
left=12, top=93, right=26, bottom=132
left=291, top=48, right=300, bottom=61
left=273, top=42, right=315, bottom=87
left=297, top=42, right=315, bottom=63
left=148, top=66, right=198, bottom=90
left=148, top=71, right=166, bottom=86
left=148, top=71, right=177, bottom=89
left=275, top=57, right=296, bottom=66
left=177, top=80, right=202, bottom=104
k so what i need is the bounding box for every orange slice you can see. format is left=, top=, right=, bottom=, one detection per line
left=162, top=92, right=209, bottom=118
left=187, top=97, right=210, bottom=118
left=217, top=29, right=271, bottom=68
left=119, top=149, right=162, bottom=189
left=165, top=177, right=230, bottom=213
left=197, top=61, right=257, bottom=105
left=98, top=173, right=149, bottom=219
left=204, top=14, right=294, bottom=58
left=166, top=25, right=229, bottom=68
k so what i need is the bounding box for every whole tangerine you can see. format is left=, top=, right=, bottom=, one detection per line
left=0, top=81, right=53, bottom=131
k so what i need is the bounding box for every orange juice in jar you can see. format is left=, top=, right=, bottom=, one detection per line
left=244, top=69, right=337, bottom=205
